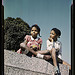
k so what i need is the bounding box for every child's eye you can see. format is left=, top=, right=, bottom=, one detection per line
left=50, top=33, right=54, bottom=35
left=52, top=33, right=54, bottom=35
left=35, top=30, right=37, bottom=32
left=31, top=30, right=33, bottom=31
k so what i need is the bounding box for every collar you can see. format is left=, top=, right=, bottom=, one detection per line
left=31, top=36, right=39, bottom=41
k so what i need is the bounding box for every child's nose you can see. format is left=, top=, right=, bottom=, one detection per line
left=33, top=31, right=35, bottom=33
left=50, top=34, right=52, bottom=37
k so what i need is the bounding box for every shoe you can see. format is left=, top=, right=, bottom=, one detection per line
left=54, top=70, right=61, bottom=75
left=54, top=70, right=58, bottom=75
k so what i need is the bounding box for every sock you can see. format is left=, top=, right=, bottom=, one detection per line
left=36, top=53, right=44, bottom=59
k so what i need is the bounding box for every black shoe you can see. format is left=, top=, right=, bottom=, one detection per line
left=54, top=70, right=58, bottom=75
left=54, top=70, right=61, bottom=75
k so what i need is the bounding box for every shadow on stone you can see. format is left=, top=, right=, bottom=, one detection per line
left=4, top=49, right=69, bottom=75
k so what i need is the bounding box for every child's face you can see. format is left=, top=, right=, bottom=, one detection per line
left=31, top=27, right=38, bottom=38
left=50, top=30, right=57, bottom=39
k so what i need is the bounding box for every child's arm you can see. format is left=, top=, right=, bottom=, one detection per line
left=20, top=35, right=28, bottom=52
left=24, top=35, right=31, bottom=45
left=48, top=37, right=53, bottom=42
left=24, top=39, right=28, bottom=45
left=38, top=44, right=42, bottom=50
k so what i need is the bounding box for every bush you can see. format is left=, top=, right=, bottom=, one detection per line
left=4, top=17, right=30, bottom=51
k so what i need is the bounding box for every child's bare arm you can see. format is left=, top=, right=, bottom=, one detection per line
left=48, top=37, right=53, bottom=42
left=38, top=44, right=42, bottom=50
left=20, top=39, right=28, bottom=51
left=24, top=40, right=28, bottom=45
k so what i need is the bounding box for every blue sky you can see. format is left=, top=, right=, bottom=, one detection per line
left=3, top=0, right=72, bottom=64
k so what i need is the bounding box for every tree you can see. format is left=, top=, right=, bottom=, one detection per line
left=4, top=17, right=30, bottom=51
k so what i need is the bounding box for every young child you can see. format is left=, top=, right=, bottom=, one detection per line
left=17, top=24, right=42, bottom=57
left=36, top=28, right=62, bottom=74
left=36, top=28, right=71, bottom=75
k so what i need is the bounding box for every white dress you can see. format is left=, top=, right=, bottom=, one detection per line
left=46, top=40, right=62, bottom=59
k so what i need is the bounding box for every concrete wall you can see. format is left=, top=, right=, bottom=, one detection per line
left=4, top=50, right=69, bottom=75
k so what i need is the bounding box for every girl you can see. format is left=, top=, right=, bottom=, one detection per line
left=37, top=28, right=62, bottom=75
left=37, top=28, right=71, bottom=75
left=17, top=24, right=42, bottom=57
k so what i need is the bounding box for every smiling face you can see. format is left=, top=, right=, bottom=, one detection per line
left=31, top=27, right=38, bottom=38
left=50, top=30, right=57, bottom=39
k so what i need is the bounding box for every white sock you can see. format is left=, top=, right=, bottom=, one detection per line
left=36, top=53, right=44, bottom=59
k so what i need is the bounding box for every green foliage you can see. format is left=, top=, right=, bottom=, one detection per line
left=4, top=17, right=30, bottom=51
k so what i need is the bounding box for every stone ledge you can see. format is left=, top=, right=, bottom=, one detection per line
left=4, top=49, right=69, bottom=75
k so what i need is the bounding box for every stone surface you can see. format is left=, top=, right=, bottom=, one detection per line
left=4, top=49, right=69, bottom=75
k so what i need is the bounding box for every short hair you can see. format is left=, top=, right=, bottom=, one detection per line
left=51, top=28, right=61, bottom=37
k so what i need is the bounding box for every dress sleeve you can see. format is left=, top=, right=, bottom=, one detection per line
left=24, top=35, right=30, bottom=42
left=39, top=38, right=42, bottom=45
left=47, top=40, right=53, bottom=50
left=55, top=41, right=61, bottom=50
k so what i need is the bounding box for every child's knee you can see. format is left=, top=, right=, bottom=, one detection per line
left=52, top=48, right=56, bottom=54
left=20, top=43, right=25, bottom=48
left=51, top=48, right=56, bottom=57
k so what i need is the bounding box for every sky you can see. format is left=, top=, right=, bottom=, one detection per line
left=3, top=0, right=72, bottom=64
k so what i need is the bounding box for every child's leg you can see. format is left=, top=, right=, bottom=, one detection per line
left=62, top=61, right=71, bottom=75
left=36, top=50, right=51, bottom=60
left=51, top=48, right=60, bottom=74
left=57, top=58, right=71, bottom=75
left=51, top=48, right=57, bottom=67
left=20, top=42, right=51, bottom=59
left=57, top=57, right=71, bottom=70
left=62, top=60, right=71, bottom=70
left=20, top=42, right=37, bottom=55
left=20, top=42, right=49, bottom=55
left=36, top=50, right=50, bottom=55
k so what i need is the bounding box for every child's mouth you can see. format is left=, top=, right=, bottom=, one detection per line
left=33, top=33, right=35, bottom=35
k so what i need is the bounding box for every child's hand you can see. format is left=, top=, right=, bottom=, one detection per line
left=48, top=37, right=53, bottom=42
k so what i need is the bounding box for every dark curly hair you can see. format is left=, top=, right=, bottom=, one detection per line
left=51, top=28, right=61, bottom=37
left=30, top=24, right=41, bottom=37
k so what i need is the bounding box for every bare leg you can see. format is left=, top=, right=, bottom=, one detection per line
left=57, top=57, right=71, bottom=70
left=51, top=48, right=61, bottom=74
left=20, top=42, right=51, bottom=59
left=62, top=60, right=71, bottom=70
left=51, top=48, right=57, bottom=67
left=20, top=42, right=51, bottom=55
left=36, top=50, right=50, bottom=54
left=37, top=50, right=52, bottom=60
left=20, top=43, right=37, bottom=55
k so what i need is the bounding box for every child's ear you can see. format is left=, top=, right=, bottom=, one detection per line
left=57, top=35, right=60, bottom=38
left=56, top=35, right=59, bottom=38
left=38, top=32, right=40, bottom=34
